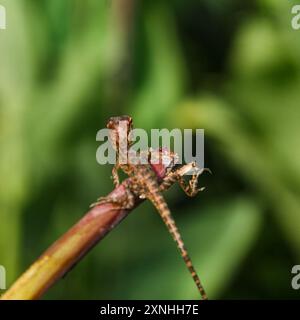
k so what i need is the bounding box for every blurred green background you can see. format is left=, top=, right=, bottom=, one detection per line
left=1, top=0, right=300, bottom=299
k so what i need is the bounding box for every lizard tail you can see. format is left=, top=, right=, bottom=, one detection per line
left=148, top=192, right=208, bottom=300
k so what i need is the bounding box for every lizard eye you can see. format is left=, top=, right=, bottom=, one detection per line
left=107, top=120, right=114, bottom=129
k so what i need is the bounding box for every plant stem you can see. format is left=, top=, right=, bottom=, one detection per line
left=1, top=182, right=136, bottom=300
left=1, top=161, right=195, bottom=300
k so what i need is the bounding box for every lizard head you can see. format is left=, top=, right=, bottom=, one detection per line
left=106, top=115, right=133, bottom=151
left=106, top=116, right=132, bottom=130
left=106, top=115, right=133, bottom=131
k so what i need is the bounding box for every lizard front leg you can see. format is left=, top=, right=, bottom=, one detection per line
left=112, top=165, right=120, bottom=187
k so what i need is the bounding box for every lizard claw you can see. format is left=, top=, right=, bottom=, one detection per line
left=203, top=167, right=212, bottom=175
left=194, top=167, right=212, bottom=175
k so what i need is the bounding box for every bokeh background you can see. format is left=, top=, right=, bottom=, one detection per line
left=1, top=0, right=300, bottom=299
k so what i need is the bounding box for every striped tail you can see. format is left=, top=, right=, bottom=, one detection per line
left=148, top=191, right=208, bottom=300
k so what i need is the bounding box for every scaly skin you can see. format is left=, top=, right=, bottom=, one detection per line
left=94, top=115, right=208, bottom=300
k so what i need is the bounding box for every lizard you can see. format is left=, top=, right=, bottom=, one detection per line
left=93, top=115, right=208, bottom=300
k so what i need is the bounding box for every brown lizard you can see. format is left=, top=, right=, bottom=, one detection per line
left=93, top=115, right=208, bottom=300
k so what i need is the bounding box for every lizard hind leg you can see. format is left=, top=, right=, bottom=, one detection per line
left=179, top=167, right=212, bottom=197
left=178, top=173, right=204, bottom=197
left=159, top=165, right=210, bottom=197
